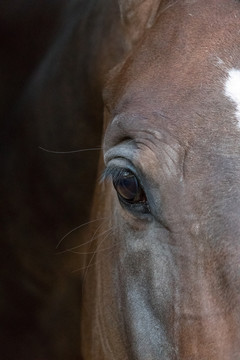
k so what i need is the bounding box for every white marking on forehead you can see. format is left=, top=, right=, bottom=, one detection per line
left=224, top=68, right=240, bottom=129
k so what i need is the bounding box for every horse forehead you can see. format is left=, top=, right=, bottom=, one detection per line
left=104, top=0, right=240, bottom=141
left=106, top=0, right=240, bottom=98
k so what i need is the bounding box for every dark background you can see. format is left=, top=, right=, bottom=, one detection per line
left=1, top=1, right=103, bottom=358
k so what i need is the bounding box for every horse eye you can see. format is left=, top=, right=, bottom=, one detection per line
left=113, top=170, right=147, bottom=204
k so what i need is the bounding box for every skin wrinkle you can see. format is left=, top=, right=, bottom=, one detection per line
left=82, top=0, right=240, bottom=359
left=104, top=136, right=184, bottom=230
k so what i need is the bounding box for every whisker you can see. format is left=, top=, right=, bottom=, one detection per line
left=67, top=227, right=115, bottom=255
left=57, top=224, right=113, bottom=254
left=74, top=227, right=114, bottom=277
left=38, top=146, right=102, bottom=154
left=73, top=221, right=109, bottom=271
left=67, top=238, right=116, bottom=255
left=56, top=217, right=108, bottom=249
left=82, top=220, right=108, bottom=254
left=79, top=247, right=116, bottom=276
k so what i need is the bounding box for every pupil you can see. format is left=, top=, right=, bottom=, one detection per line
left=115, top=172, right=139, bottom=201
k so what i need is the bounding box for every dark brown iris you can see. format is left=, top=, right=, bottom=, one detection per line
left=113, top=170, right=146, bottom=203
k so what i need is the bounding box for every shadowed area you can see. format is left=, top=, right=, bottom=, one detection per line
left=0, top=0, right=121, bottom=358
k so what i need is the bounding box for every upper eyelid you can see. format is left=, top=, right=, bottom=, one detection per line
left=101, top=163, right=148, bottom=192
left=101, top=166, right=131, bottom=183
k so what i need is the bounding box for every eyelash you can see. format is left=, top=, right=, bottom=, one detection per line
left=101, top=166, right=131, bottom=184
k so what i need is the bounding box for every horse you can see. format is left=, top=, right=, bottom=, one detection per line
left=4, top=0, right=240, bottom=358
left=81, top=0, right=240, bottom=359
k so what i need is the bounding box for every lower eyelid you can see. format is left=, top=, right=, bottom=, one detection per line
left=119, top=198, right=151, bottom=216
